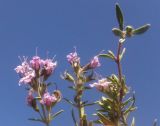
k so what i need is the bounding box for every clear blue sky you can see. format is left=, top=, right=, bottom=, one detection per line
left=0, top=0, right=159, bottom=126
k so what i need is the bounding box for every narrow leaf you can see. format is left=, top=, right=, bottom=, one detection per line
left=61, top=71, right=75, bottom=82
left=28, top=118, right=43, bottom=123
left=63, top=98, right=75, bottom=106
left=99, top=54, right=114, bottom=60
left=108, top=50, right=115, bottom=58
left=71, top=109, right=78, bottom=126
left=51, top=110, right=64, bottom=120
left=122, top=97, right=133, bottom=107
left=116, top=3, right=124, bottom=30
left=97, top=112, right=114, bottom=125
left=83, top=102, right=96, bottom=107
left=133, top=24, right=151, bottom=35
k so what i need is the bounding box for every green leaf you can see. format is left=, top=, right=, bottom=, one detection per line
left=83, top=102, right=96, bottom=107
left=108, top=50, right=115, bottom=58
left=99, top=50, right=115, bottom=61
left=133, top=24, right=151, bottom=35
left=97, top=112, right=114, bottom=125
left=116, top=3, right=124, bottom=30
left=122, top=97, right=134, bottom=107
left=71, top=109, right=78, bottom=126
left=112, top=28, right=123, bottom=37
left=63, top=98, right=76, bottom=106
left=131, top=117, right=135, bottom=126
left=62, top=71, right=75, bottom=82
left=28, top=118, right=44, bottom=123
left=107, top=74, right=120, bottom=86
left=124, top=106, right=137, bottom=115
left=92, top=119, right=102, bottom=124
left=99, top=54, right=114, bottom=60
left=51, top=110, right=64, bottom=120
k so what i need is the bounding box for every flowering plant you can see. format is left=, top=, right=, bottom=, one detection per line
left=14, top=3, right=154, bottom=126
left=15, top=56, right=63, bottom=126
left=62, top=49, right=100, bottom=126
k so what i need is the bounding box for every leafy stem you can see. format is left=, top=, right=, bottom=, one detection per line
left=116, top=41, right=123, bottom=102
left=115, top=39, right=128, bottom=126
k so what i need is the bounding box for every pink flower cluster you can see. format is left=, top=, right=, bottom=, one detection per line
left=30, top=56, right=43, bottom=70
left=30, top=56, right=57, bottom=75
left=90, top=78, right=111, bottom=92
left=67, top=50, right=101, bottom=70
left=15, top=59, right=35, bottom=85
left=15, top=56, right=57, bottom=85
left=40, top=92, right=57, bottom=106
left=43, top=59, right=57, bottom=76
left=67, top=51, right=80, bottom=64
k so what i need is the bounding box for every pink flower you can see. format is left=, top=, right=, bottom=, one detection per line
left=15, top=59, right=36, bottom=85
left=19, top=70, right=35, bottom=85
left=27, top=91, right=34, bottom=106
left=30, top=56, right=43, bottom=70
left=43, top=59, right=57, bottom=75
left=66, top=51, right=80, bottom=64
left=15, top=61, right=30, bottom=76
left=90, top=78, right=111, bottom=92
left=89, top=56, right=101, bottom=68
left=40, top=92, right=57, bottom=106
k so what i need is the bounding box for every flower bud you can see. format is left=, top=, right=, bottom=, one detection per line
left=89, top=56, right=101, bottom=69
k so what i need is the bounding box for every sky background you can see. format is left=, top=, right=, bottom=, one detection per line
left=0, top=0, right=159, bottom=126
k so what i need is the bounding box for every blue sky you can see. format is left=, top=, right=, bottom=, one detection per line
left=0, top=0, right=159, bottom=126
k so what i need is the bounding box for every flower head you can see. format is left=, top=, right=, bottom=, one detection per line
left=89, top=56, right=101, bottom=68
left=19, top=70, right=35, bottom=85
left=30, top=56, right=43, bottom=70
left=90, top=78, right=111, bottom=92
left=66, top=51, right=80, bottom=64
left=40, top=92, right=57, bottom=106
left=43, top=59, right=57, bottom=75
left=15, top=61, right=30, bottom=76
left=15, top=58, right=35, bottom=85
